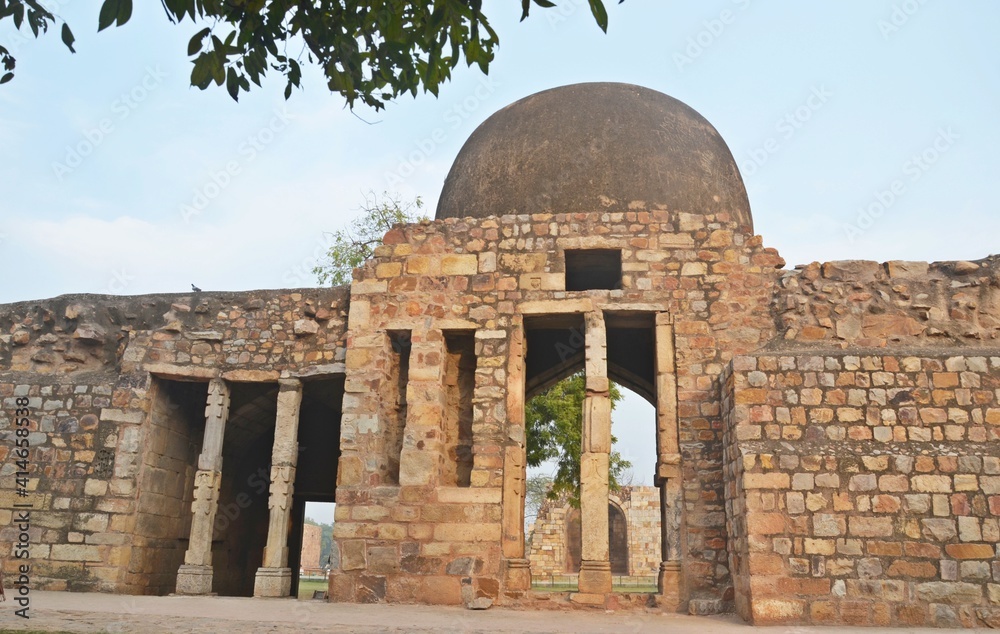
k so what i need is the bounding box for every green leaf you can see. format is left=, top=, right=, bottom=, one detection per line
left=118, top=0, right=133, bottom=26
left=588, top=0, right=609, bottom=32
left=60, top=23, right=75, bottom=53
left=98, top=0, right=132, bottom=31
left=190, top=53, right=214, bottom=88
left=0, top=72, right=13, bottom=84
left=187, top=27, right=210, bottom=56
left=211, top=53, right=225, bottom=86
left=226, top=66, right=239, bottom=101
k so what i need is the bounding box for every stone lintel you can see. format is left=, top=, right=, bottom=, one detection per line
left=221, top=369, right=281, bottom=382
left=519, top=299, right=594, bottom=315
left=145, top=363, right=219, bottom=381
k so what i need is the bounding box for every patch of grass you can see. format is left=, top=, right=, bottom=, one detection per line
left=297, top=578, right=328, bottom=599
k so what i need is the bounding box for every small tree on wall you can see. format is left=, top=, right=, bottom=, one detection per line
left=313, top=191, right=425, bottom=287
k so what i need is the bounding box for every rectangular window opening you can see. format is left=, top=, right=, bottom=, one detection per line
left=385, top=330, right=411, bottom=485
left=565, top=249, right=622, bottom=291
left=443, top=330, right=476, bottom=487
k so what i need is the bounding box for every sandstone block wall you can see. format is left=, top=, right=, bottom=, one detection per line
left=723, top=352, right=1000, bottom=627
left=527, top=501, right=572, bottom=577
left=332, top=209, right=784, bottom=609
left=775, top=257, right=1000, bottom=347
left=0, top=289, right=349, bottom=593
left=527, top=486, right=661, bottom=579
left=622, top=486, right=661, bottom=577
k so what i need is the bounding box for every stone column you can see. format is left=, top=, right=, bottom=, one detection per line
left=502, top=318, right=531, bottom=591
left=254, top=379, right=303, bottom=597
left=578, top=311, right=612, bottom=595
left=397, top=329, right=446, bottom=486
left=654, top=313, right=683, bottom=609
left=176, top=378, right=230, bottom=595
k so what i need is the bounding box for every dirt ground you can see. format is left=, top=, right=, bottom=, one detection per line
left=0, top=591, right=991, bottom=634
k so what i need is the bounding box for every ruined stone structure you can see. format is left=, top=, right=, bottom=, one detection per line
left=300, top=523, right=322, bottom=570
left=1, top=83, right=999, bottom=627
left=528, top=486, right=661, bottom=580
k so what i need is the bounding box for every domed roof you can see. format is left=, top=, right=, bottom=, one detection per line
left=436, top=82, right=752, bottom=229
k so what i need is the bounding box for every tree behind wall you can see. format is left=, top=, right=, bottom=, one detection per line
left=313, top=191, right=424, bottom=287
left=526, top=374, right=631, bottom=506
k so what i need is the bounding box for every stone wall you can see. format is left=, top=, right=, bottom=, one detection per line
left=301, top=523, right=323, bottom=569
left=331, top=209, right=784, bottom=609
left=0, top=289, right=349, bottom=593
left=723, top=352, right=1000, bottom=627
left=622, top=487, right=661, bottom=578
left=527, top=487, right=661, bottom=579
left=527, top=499, right=572, bottom=577
left=774, top=257, right=1000, bottom=348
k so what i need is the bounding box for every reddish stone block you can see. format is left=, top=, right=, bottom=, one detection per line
left=841, top=600, right=872, bottom=625
left=777, top=577, right=831, bottom=596
left=810, top=600, right=838, bottom=624
left=904, top=542, right=942, bottom=558
left=867, top=541, right=902, bottom=557
left=897, top=604, right=927, bottom=626
left=945, top=543, right=995, bottom=559
left=887, top=560, right=937, bottom=578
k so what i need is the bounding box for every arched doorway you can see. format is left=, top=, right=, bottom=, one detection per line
left=609, top=502, right=629, bottom=575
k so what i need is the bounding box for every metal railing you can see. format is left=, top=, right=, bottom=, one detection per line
left=530, top=574, right=658, bottom=591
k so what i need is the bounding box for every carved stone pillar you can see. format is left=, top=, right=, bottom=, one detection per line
left=176, top=378, right=230, bottom=595
left=578, top=311, right=612, bottom=595
left=502, top=319, right=531, bottom=591
left=254, top=379, right=303, bottom=597
left=654, top=313, right=684, bottom=609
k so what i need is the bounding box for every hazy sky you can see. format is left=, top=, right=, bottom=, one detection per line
left=3, top=2, right=999, bottom=521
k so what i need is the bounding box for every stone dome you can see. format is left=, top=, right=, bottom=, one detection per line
left=436, top=82, right=752, bottom=230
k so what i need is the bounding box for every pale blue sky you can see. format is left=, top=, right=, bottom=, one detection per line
left=3, top=2, right=999, bottom=513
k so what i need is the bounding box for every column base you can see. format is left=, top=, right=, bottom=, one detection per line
left=254, top=567, right=293, bottom=597
left=658, top=561, right=682, bottom=611
left=578, top=560, right=612, bottom=594
left=176, top=564, right=214, bottom=595
left=503, top=558, right=531, bottom=592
